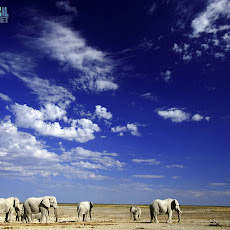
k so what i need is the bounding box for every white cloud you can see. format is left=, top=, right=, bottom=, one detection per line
left=161, top=70, right=171, bottom=83
left=37, top=21, right=118, bottom=92
left=133, top=175, right=165, bottom=179
left=127, top=123, right=140, bottom=136
left=56, top=1, right=78, bottom=15
left=95, top=105, right=112, bottom=120
left=166, top=165, right=185, bottom=168
left=0, top=93, right=11, bottom=102
left=61, top=147, right=124, bottom=170
left=132, top=158, right=161, bottom=165
left=111, top=123, right=140, bottom=136
left=140, top=93, right=158, bottom=101
left=20, top=76, right=76, bottom=109
left=0, top=118, right=123, bottom=180
left=209, top=183, right=228, bottom=186
left=157, top=108, right=210, bottom=123
left=191, top=113, right=204, bottom=121
left=10, top=103, right=100, bottom=143
left=95, top=80, right=119, bottom=91
left=157, top=108, right=190, bottom=123
left=191, top=0, right=230, bottom=36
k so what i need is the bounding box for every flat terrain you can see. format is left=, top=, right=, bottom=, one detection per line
left=0, top=204, right=230, bottom=229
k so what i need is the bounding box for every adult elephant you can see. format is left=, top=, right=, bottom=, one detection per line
left=77, top=201, right=93, bottom=221
left=23, top=196, right=58, bottom=223
left=150, top=198, right=182, bottom=223
left=0, top=197, right=20, bottom=222
left=130, top=206, right=141, bottom=221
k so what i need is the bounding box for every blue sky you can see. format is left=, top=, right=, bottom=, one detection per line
left=0, top=0, right=230, bottom=206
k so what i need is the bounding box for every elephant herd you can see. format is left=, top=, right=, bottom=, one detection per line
left=0, top=196, right=182, bottom=224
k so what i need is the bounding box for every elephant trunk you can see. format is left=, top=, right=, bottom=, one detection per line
left=54, top=208, right=58, bottom=222
left=177, top=209, right=182, bottom=223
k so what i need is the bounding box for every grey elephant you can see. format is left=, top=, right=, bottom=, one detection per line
left=150, top=198, right=182, bottom=223
left=130, top=206, right=141, bottom=221
left=77, top=201, right=93, bottom=221
left=0, top=197, right=20, bottom=222
left=23, top=196, right=58, bottom=223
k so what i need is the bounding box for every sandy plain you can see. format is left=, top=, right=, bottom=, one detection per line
left=0, top=204, right=230, bottom=230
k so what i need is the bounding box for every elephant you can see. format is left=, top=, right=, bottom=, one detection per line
left=22, top=211, right=44, bottom=223
left=150, top=198, right=182, bottom=224
left=77, top=201, right=93, bottom=221
left=130, top=206, right=141, bottom=221
left=16, top=204, right=23, bottom=221
left=23, top=196, right=58, bottom=223
left=0, top=197, right=20, bottom=222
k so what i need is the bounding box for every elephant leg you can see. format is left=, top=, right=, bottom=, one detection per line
left=154, top=212, right=159, bottom=224
left=167, top=211, right=172, bottom=223
left=5, top=212, right=9, bottom=222
left=89, top=210, right=92, bottom=220
left=8, top=209, right=14, bottom=222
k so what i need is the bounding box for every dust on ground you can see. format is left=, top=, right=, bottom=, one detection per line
left=0, top=204, right=230, bottom=229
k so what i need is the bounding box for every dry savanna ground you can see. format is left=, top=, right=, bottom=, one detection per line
left=0, top=204, right=230, bottom=230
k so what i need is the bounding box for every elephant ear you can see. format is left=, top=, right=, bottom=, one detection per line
left=90, top=202, right=93, bottom=209
left=41, top=198, right=50, bottom=208
left=171, top=199, right=176, bottom=210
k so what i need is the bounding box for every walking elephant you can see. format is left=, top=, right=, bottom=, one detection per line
left=130, top=206, right=141, bottom=221
left=23, top=196, right=58, bottom=223
left=0, top=197, right=20, bottom=222
left=150, top=198, right=182, bottom=223
left=77, top=201, right=93, bottom=221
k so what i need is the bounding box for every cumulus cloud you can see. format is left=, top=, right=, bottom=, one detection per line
left=157, top=108, right=210, bottom=123
left=111, top=123, right=140, bottom=136
left=0, top=93, right=11, bottom=102
left=37, top=21, right=118, bottom=93
left=157, top=108, right=190, bottom=122
left=191, top=114, right=204, bottom=121
left=0, top=118, right=123, bottom=179
left=10, top=103, right=100, bottom=143
left=132, top=158, right=161, bottom=165
left=56, top=1, right=78, bottom=15
left=95, top=105, right=112, bottom=120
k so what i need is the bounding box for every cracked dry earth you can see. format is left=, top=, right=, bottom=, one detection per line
left=0, top=204, right=230, bottom=230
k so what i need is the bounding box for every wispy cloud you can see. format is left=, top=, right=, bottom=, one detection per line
left=191, top=0, right=230, bottom=37
left=132, top=158, right=161, bottom=165
left=161, top=70, right=172, bottom=83
left=140, top=93, right=158, bottom=102
left=36, top=21, right=118, bottom=92
left=209, top=183, right=228, bottom=187
left=56, top=1, right=78, bottom=15
left=0, top=93, right=11, bottom=102
left=166, top=164, right=185, bottom=168
left=133, top=175, right=164, bottom=179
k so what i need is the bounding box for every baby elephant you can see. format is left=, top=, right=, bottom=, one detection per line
left=77, top=201, right=93, bottom=221
left=130, top=206, right=141, bottom=221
